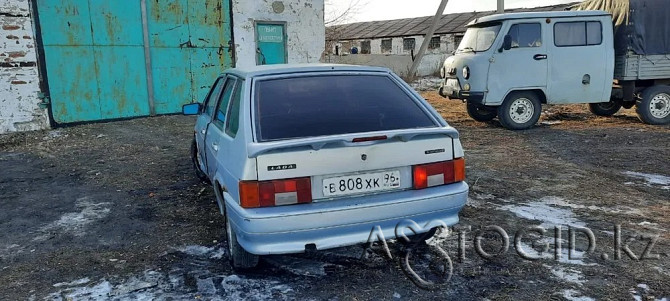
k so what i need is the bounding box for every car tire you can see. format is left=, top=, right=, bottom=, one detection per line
left=190, top=138, right=209, bottom=183
left=466, top=102, right=497, bottom=122
left=636, top=85, right=670, bottom=125
left=589, top=99, right=622, bottom=117
left=497, top=91, right=542, bottom=130
left=226, top=211, right=259, bottom=269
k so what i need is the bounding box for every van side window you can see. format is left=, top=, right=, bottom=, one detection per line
left=554, top=21, right=602, bottom=47
left=508, top=23, right=542, bottom=48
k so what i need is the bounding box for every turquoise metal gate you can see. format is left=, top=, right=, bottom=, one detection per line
left=36, top=0, right=233, bottom=124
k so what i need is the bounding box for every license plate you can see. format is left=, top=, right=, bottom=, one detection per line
left=323, top=170, right=401, bottom=197
left=446, top=78, right=460, bottom=90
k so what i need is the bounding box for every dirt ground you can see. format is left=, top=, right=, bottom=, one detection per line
left=0, top=92, right=668, bottom=300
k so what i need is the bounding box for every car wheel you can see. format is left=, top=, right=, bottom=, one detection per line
left=399, top=227, right=438, bottom=245
left=225, top=211, right=259, bottom=269
left=497, top=91, right=542, bottom=130
left=636, top=85, right=670, bottom=125
left=190, top=138, right=209, bottom=183
left=589, top=98, right=622, bottom=116
left=466, top=102, right=497, bottom=122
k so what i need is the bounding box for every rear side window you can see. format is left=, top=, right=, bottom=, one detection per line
left=213, top=78, right=236, bottom=129
left=225, top=80, right=244, bottom=137
left=254, top=75, right=437, bottom=142
left=554, top=21, right=602, bottom=47
left=204, top=78, right=225, bottom=117
left=508, top=23, right=542, bottom=48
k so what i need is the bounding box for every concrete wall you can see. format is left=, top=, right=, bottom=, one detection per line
left=231, top=0, right=325, bottom=68
left=0, top=0, right=48, bottom=133
left=324, top=53, right=450, bottom=78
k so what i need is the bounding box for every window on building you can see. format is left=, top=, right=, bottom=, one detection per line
left=403, top=38, right=416, bottom=51
left=508, top=23, right=542, bottom=48
left=361, top=40, right=371, bottom=54
left=453, top=35, right=464, bottom=49
left=381, top=39, right=392, bottom=53
left=428, top=37, right=441, bottom=50
left=554, top=21, right=602, bottom=47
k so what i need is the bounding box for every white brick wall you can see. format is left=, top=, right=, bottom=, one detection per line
left=231, top=0, right=326, bottom=68
left=0, top=0, right=48, bottom=133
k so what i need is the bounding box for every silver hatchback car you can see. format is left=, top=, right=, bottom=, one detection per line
left=182, top=64, right=468, bottom=269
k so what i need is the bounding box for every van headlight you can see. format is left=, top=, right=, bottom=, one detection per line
left=440, top=66, right=446, bottom=78
left=462, top=66, right=470, bottom=79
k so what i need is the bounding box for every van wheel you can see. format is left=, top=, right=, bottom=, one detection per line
left=466, top=102, right=497, bottom=122
left=589, top=99, right=622, bottom=116
left=497, top=92, right=542, bottom=130
left=190, top=138, right=209, bottom=183
left=636, top=85, right=670, bottom=125
left=225, top=212, right=259, bottom=269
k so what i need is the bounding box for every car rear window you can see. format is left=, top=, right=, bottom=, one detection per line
left=254, top=75, right=437, bottom=141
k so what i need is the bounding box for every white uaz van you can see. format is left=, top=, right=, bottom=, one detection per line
left=439, top=11, right=616, bottom=130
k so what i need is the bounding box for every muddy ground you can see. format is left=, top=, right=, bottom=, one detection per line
left=0, top=93, right=668, bottom=300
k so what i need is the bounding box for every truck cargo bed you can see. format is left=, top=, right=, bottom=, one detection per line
left=614, top=54, right=670, bottom=81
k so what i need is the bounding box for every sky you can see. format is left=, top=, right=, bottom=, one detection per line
left=326, top=0, right=578, bottom=24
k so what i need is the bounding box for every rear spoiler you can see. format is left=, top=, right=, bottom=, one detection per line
left=247, top=127, right=459, bottom=158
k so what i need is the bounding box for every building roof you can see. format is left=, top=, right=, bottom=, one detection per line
left=327, top=2, right=579, bottom=41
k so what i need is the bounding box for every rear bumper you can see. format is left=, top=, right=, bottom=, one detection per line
left=225, top=182, right=468, bottom=255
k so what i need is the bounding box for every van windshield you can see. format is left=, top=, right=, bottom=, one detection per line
left=457, top=23, right=502, bottom=53
left=254, top=75, right=438, bottom=142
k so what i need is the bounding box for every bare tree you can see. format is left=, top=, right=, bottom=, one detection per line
left=325, top=0, right=366, bottom=26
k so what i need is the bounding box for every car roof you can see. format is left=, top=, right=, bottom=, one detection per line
left=469, top=10, right=610, bottom=26
left=222, top=63, right=391, bottom=78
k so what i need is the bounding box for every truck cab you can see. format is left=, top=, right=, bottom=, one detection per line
left=440, top=10, right=615, bottom=130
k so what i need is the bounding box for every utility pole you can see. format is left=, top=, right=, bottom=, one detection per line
left=408, top=0, right=449, bottom=78
left=497, top=0, right=504, bottom=13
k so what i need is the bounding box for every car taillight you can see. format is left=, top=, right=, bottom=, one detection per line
left=239, top=177, right=312, bottom=208
left=413, top=158, right=465, bottom=189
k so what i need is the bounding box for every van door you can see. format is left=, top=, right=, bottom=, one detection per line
left=487, top=21, right=547, bottom=105
left=546, top=19, right=613, bottom=104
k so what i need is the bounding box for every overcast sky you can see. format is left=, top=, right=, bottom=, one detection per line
left=326, top=0, right=578, bottom=23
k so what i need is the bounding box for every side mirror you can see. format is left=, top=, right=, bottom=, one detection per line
left=182, top=103, right=201, bottom=115
left=501, top=35, right=512, bottom=51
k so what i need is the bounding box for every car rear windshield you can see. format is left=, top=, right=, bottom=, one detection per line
left=254, top=74, right=438, bottom=141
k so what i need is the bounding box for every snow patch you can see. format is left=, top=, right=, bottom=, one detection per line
left=562, top=289, right=595, bottom=301
left=177, top=245, right=226, bottom=259
left=34, top=197, right=110, bottom=241
left=500, top=197, right=585, bottom=228
left=53, top=278, right=91, bottom=288
left=624, top=171, right=670, bottom=189
left=544, top=264, right=585, bottom=285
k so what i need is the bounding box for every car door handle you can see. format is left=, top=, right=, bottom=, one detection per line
left=212, top=144, right=219, bottom=152
left=534, top=54, right=547, bottom=60
left=201, top=129, right=205, bottom=135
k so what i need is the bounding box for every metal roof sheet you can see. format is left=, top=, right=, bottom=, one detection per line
left=328, top=3, right=577, bottom=41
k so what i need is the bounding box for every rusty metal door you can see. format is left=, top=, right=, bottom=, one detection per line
left=147, top=0, right=234, bottom=114
left=36, top=0, right=233, bottom=124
